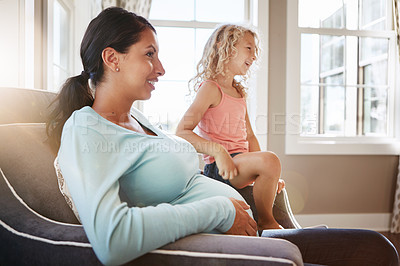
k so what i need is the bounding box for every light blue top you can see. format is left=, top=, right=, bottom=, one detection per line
left=57, top=106, right=252, bottom=265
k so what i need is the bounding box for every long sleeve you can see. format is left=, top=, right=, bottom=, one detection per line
left=58, top=115, right=236, bottom=265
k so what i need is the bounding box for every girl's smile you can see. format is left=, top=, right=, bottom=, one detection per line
left=227, top=32, right=256, bottom=76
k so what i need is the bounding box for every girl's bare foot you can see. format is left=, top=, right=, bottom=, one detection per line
left=258, top=220, right=283, bottom=230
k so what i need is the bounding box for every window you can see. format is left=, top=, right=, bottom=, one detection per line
left=8, top=0, right=269, bottom=148
left=144, top=0, right=252, bottom=133
left=0, top=0, right=36, bottom=88
left=48, top=0, right=74, bottom=91
left=0, top=0, right=74, bottom=91
left=286, top=0, right=400, bottom=154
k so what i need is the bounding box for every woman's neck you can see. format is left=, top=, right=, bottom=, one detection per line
left=91, top=82, right=156, bottom=136
left=92, top=85, right=133, bottom=124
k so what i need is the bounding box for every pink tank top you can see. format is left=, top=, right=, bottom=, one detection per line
left=197, top=80, right=249, bottom=164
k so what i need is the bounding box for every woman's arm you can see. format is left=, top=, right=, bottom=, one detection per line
left=58, top=123, right=237, bottom=265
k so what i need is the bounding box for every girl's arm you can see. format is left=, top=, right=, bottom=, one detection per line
left=176, top=82, right=227, bottom=159
left=245, top=110, right=261, bottom=152
left=176, top=82, right=237, bottom=180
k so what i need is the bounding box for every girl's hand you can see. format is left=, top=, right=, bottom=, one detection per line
left=225, top=198, right=257, bottom=236
left=277, top=179, right=285, bottom=194
left=214, top=151, right=238, bottom=180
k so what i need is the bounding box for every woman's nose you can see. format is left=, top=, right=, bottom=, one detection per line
left=155, top=59, right=165, bottom=77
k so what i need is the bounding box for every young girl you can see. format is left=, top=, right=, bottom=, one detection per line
left=176, top=24, right=285, bottom=230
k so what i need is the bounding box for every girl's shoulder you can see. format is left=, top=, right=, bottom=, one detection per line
left=199, top=80, right=222, bottom=91
left=198, top=80, right=223, bottom=96
left=196, top=80, right=223, bottom=108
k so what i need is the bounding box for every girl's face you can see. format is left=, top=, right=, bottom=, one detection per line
left=118, top=28, right=165, bottom=101
left=226, top=32, right=256, bottom=76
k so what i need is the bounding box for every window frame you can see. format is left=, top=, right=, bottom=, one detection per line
left=46, top=0, right=75, bottom=92
left=286, top=0, right=400, bottom=155
left=146, top=0, right=271, bottom=149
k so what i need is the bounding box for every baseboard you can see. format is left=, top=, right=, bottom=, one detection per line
left=295, top=213, right=391, bottom=231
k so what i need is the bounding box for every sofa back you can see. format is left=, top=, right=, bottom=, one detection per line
left=0, top=87, right=57, bottom=124
left=0, top=87, right=79, bottom=224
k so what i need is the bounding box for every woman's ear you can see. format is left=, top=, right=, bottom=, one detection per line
left=102, top=47, right=120, bottom=72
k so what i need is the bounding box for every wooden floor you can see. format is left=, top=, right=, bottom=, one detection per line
left=380, top=231, right=400, bottom=255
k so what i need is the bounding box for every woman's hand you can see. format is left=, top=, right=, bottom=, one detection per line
left=225, top=198, right=257, bottom=236
left=214, top=150, right=237, bottom=180
left=277, top=179, right=285, bottom=194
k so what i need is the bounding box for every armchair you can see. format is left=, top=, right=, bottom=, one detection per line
left=0, top=87, right=303, bottom=265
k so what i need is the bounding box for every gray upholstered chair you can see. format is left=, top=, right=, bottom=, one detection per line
left=0, top=87, right=303, bottom=265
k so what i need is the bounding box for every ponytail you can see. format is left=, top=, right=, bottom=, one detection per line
left=46, top=73, right=93, bottom=152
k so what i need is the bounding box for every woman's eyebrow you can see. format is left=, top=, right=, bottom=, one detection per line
left=147, top=45, right=157, bottom=52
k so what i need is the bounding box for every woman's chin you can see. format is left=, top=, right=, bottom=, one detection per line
left=141, top=93, right=153, bottom=101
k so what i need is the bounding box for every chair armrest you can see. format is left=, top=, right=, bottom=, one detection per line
left=273, top=188, right=302, bottom=229
left=0, top=168, right=101, bottom=265
left=140, top=233, right=303, bottom=266
left=237, top=186, right=301, bottom=229
left=1, top=169, right=303, bottom=265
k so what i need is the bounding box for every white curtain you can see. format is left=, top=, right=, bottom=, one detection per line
left=102, top=0, right=152, bottom=18
left=390, top=0, right=400, bottom=233
left=395, top=0, right=400, bottom=55
left=392, top=162, right=400, bottom=233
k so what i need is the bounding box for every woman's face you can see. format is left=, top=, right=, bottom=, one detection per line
left=118, top=28, right=165, bottom=101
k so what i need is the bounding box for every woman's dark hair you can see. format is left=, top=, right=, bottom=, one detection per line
left=46, top=7, right=155, bottom=152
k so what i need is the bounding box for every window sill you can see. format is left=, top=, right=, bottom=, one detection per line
left=285, top=135, right=400, bottom=155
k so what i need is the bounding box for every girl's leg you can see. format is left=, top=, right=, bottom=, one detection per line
left=230, top=151, right=282, bottom=230
left=261, top=228, right=399, bottom=266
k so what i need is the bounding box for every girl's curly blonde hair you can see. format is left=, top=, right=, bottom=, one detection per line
left=190, top=24, right=260, bottom=97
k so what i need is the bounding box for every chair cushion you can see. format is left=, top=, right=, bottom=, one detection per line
left=0, top=123, right=80, bottom=224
